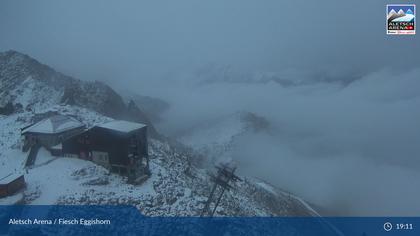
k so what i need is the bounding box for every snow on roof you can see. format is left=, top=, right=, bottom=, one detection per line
left=22, top=115, right=84, bottom=134
left=0, top=172, right=24, bottom=185
left=96, top=120, right=146, bottom=133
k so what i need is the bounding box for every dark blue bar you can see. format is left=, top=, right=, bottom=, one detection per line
left=1, top=205, right=419, bottom=236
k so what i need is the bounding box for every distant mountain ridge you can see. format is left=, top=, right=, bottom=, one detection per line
left=120, top=90, right=170, bottom=123
left=177, top=111, right=271, bottom=166
left=0, top=50, right=158, bottom=137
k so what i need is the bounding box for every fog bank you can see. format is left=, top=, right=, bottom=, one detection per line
left=154, top=68, right=420, bottom=216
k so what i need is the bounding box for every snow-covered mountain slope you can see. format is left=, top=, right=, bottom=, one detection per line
left=0, top=50, right=319, bottom=217
left=0, top=50, right=158, bottom=137
left=177, top=111, right=270, bottom=163
left=1, top=105, right=315, bottom=216
left=119, top=90, right=170, bottom=123
left=188, top=64, right=361, bottom=87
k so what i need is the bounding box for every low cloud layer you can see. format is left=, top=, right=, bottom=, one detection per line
left=153, top=68, right=420, bottom=216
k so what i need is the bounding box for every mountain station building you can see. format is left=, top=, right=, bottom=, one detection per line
left=21, top=115, right=149, bottom=183
left=62, top=120, right=150, bottom=182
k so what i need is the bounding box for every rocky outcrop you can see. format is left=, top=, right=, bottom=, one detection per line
left=0, top=50, right=158, bottom=137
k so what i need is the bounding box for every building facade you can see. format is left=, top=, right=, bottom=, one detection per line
left=21, top=115, right=85, bottom=151
left=0, top=174, right=26, bottom=198
left=62, top=120, right=149, bottom=182
left=20, top=115, right=149, bottom=183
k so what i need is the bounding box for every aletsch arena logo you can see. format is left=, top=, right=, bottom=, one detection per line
left=387, top=4, right=416, bottom=35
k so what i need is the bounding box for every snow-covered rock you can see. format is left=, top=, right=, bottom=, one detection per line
left=177, top=111, right=270, bottom=164
left=0, top=50, right=158, bottom=137
left=0, top=50, right=317, bottom=217
left=0, top=105, right=315, bottom=216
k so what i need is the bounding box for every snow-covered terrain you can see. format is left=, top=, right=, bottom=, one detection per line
left=0, top=50, right=318, bottom=217
left=176, top=111, right=270, bottom=164
left=0, top=105, right=315, bottom=216
left=0, top=50, right=158, bottom=136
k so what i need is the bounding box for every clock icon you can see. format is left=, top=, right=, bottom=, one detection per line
left=384, top=222, right=393, bottom=232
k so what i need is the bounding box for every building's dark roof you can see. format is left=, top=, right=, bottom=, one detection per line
left=96, top=120, right=146, bottom=133
left=22, top=115, right=84, bottom=134
left=0, top=173, right=23, bottom=185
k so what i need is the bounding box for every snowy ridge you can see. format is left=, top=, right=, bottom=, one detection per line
left=1, top=76, right=63, bottom=112
left=177, top=111, right=270, bottom=164
left=0, top=50, right=157, bottom=136
left=0, top=104, right=314, bottom=216
left=177, top=112, right=248, bottom=165
left=179, top=113, right=245, bottom=149
left=0, top=50, right=319, bottom=218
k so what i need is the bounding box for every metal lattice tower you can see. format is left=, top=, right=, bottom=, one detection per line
left=201, top=163, right=241, bottom=217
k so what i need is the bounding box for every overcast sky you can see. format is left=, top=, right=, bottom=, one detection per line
left=0, top=0, right=419, bottom=86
